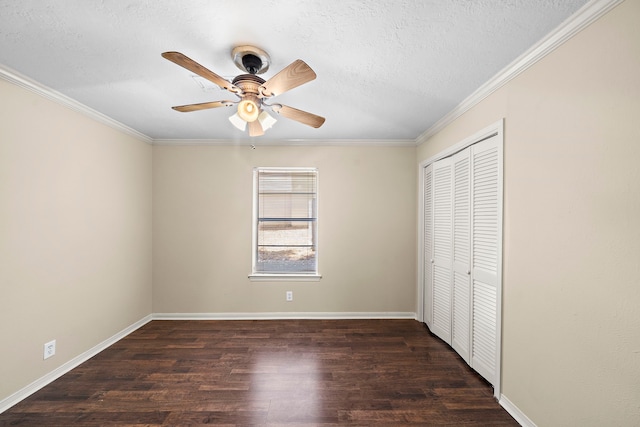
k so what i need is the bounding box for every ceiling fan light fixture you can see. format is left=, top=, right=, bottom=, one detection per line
left=229, top=112, right=247, bottom=131
left=163, top=50, right=325, bottom=136
left=237, top=99, right=260, bottom=122
left=258, top=110, right=277, bottom=130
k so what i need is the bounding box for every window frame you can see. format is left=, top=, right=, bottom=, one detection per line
left=249, top=167, right=322, bottom=281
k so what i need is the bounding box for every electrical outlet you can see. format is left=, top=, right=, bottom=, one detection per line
left=286, top=291, right=293, bottom=302
left=44, top=340, right=56, bottom=359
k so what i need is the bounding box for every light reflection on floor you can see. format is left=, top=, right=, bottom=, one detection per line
left=249, top=351, right=321, bottom=423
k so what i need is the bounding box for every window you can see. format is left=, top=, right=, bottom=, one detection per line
left=250, top=168, right=320, bottom=280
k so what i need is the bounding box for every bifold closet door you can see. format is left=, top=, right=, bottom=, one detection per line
left=429, top=149, right=472, bottom=359
left=430, top=157, right=452, bottom=343
left=423, top=164, right=433, bottom=327
left=451, top=149, right=471, bottom=364
left=423, top=130, right=502, bottom=389
left=470, top=136, right=501, bottom=386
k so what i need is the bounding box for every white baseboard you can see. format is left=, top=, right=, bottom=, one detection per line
left=153, top=312, right=417, bottom=320
left=0, top=315, right=152, bottom=414
left=500, top=394, right=537, bottom=427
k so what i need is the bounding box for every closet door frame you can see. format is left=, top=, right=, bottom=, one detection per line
left=418, top=119, right=503, bottom=399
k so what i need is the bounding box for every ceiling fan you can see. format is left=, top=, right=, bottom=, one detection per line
left=162, top=46, right=325, bottom=137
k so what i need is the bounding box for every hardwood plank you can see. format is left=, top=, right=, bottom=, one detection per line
left=0, top=320, right=517, bottom=426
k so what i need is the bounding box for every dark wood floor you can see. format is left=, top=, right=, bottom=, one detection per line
left=0, top=319, right=517, bottom=426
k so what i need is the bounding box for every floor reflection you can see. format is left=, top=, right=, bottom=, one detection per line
left=249, top=351, right=322, bottom=423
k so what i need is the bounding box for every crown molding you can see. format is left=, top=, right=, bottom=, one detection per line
left=152, top=138, right=418, bottom=147
left=0, top=65, right=153, bottom=145
left=415, top=0, right=624, bottom=146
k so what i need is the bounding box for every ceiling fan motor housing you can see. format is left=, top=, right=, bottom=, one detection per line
left=231, top=45, right=271, bottom=75
left=242, top=54, right=262, bottom=75
left=232, top=74, right=266, bottom=94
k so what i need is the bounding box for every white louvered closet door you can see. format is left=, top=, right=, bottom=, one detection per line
left=431, top=157, right=453, bottom=344
left=451, top=149, right=471, bottom=364
left=423, top=164, right=433, bottom=327
left=470, top=135, right=501, bottom=386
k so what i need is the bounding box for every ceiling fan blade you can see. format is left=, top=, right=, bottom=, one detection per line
left=260, top=60, right=316, bottom=97
left=162, top=51, right=240, bottom=94
left=248, top=120, right=264, bottom=137
left=272, top=104, right=325, bottom=128
left=171, top=100, right=235, bottom=112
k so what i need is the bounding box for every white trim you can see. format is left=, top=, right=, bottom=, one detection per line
left=416, top=162, right=426, bottom=324
left=419, top=119, right=504, bottom=168
left=416, top=0, right=623, bottom=145
left=494, top=122, right=505, bottom=400
left=249, top=274, right=322, bottom=281
left=0, top=65, right=153, bottom=145
left=500, top=394, right=537, bottom=427
left=0, top=315, right=152, bottom=414
left=152, top=138, right=417, bottom=147
left=251, top=167, right=320, bottom=277
left=153, top=312, right=417, bottom=321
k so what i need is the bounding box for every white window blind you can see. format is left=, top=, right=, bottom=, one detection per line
left=253, top=168, right=318, bottom=275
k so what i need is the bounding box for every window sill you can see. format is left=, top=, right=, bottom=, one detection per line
left=248, top=273, right=322, bottom=282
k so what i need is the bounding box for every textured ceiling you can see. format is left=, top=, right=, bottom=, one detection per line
left=0, top=0, right=589, bottom=142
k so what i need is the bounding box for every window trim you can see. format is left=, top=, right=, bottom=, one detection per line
left=249, top=167, right=321, bottom=281
left=248, top=273, right=322, bottom=281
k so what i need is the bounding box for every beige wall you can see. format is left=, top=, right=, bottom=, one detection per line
left=153, top=145, right=417, bottom=315
left=3, top=2, right=639, bottom=423
left=417, top=1, right=640, bottom=425
left=0, top=80, right=153, bottom=402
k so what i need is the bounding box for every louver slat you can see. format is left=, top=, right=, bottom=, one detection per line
left=453, top=271, right=470, bottom=358
left=431, top=159, right=452, bottom=343
left=471, top=140, right=500, bottom=386
left=433, top=265, right=451, bottom=338
left=423, top=165, right=433, bottom=325
left=473, top=148, right=498, bottom=273
left=472, top=281, right=497, bottom=378
left=452, top=151, right=471, bottom=362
